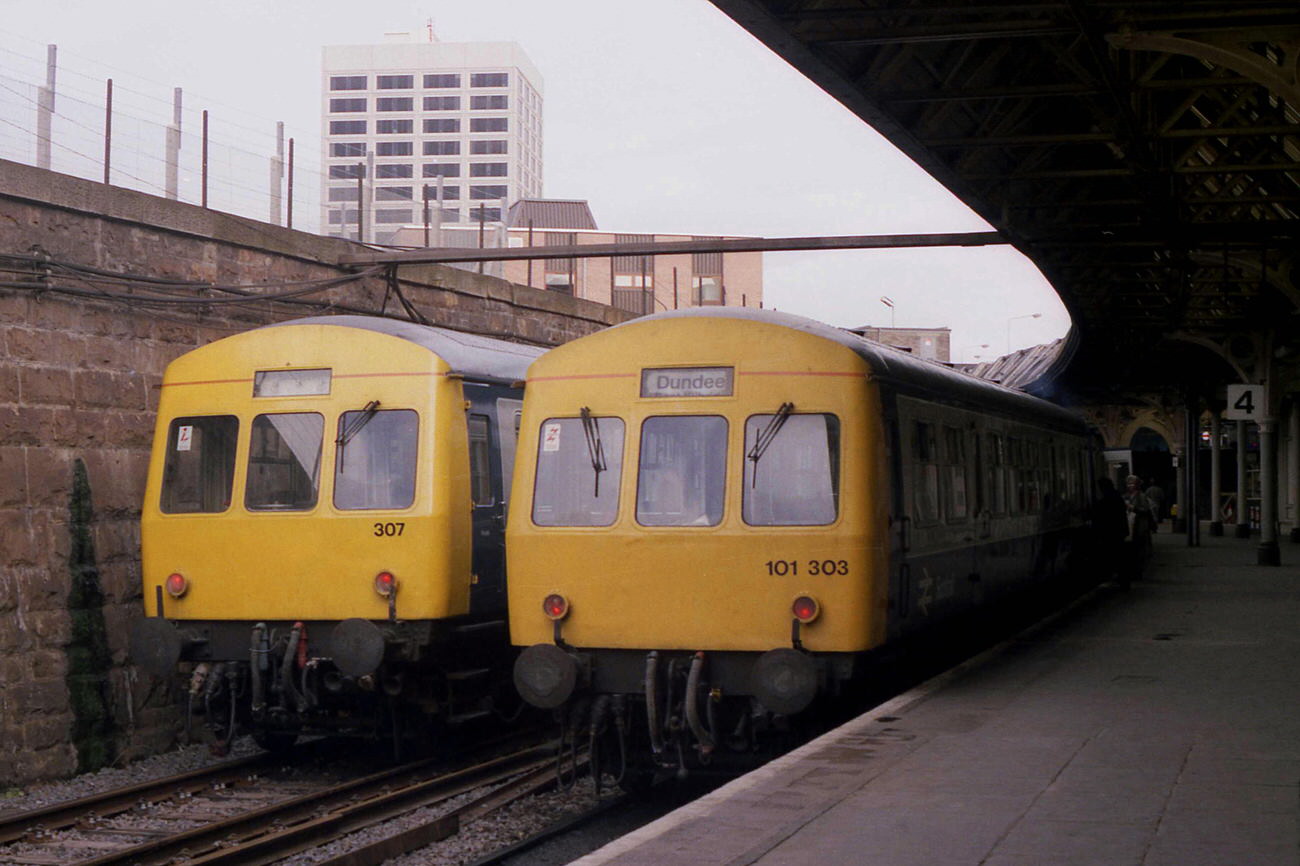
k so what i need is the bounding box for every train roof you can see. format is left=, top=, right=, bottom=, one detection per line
left=268, top=315, right=544, bottom=383
left=604, top=308, right=1086, bottom=432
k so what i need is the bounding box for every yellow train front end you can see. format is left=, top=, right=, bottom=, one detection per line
left=131, top=319, right=480, bottom=747
left=508, top=311, right=890, bottom=773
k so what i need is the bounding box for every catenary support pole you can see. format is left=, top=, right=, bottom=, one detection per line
left=1174, top=442, right=1187, bottom=534
left=356, top=165, right=364, bottom=242
left=1210, top=413, right=1223, bottom=536
left=37, top=45, right=56, bottom=170
left=270, top=121, right=284, bottom=225
left=1289, top=400, right=1300, bottom=542
left=1236, top=420, right=1251, bottom=538
left=1182, top=403, right=1196, bottom=546
left=165, top=88, right=182, bottom=200
left=287, top=138, right=295, bottom=229
left=201, top=110, right=209, bottom=208
left=1258, top=418, right=1280, bottom=564
left=365, top=150, right=375, bottom=244
left=103, top=79, right=112, bottom=185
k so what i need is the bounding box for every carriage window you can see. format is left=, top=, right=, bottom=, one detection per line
left=532, top=415, right=625, bottom=526
left=160, top=416, right=238, bottom=513
left=743, top=414, right=839, bottom=526
left=1007, top=436, right=1024, bottom=514
left=987, top=433, right=1006, bottom=514
left=469, top=414, right=493, bottom=506
left=637, top=416, right=727, bottom=526
left=333, top=409, right=418, bottom=510
left=245, top=413, right=323, bottom=511
left=943, top=426, right=968, bottom=520
left=912, top=421, right=940, bottom=523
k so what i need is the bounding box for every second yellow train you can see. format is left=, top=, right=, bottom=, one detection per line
left=507, top=308, right=1095, bottom=778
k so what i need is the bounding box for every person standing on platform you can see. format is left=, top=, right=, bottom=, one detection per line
left=1123, top=475, right=1154, bottom=579
left=1091, top=478, right=1128, bottom=585
left=1145, top=478, right=1165, bottom=531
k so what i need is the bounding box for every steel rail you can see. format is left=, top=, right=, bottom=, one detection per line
left=76, top=743, right=555, bottom=866
left=307, top=759, right=578, bottom=866
left=463, top=790, right=630, bottom=866
left=0, top=752, right=274, bottom=846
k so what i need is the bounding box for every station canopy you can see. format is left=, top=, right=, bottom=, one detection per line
left=710, top=1, right=1300, bottom=402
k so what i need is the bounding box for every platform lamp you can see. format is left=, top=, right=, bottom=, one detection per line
left=1006, top=313, right=1041, bottom=354
left=880, top=296, right=895, bottom=329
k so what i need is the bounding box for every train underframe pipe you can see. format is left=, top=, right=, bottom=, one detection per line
left=515, top=644, right=837, bottom=787
left=131, top=615, right=510, bottom=752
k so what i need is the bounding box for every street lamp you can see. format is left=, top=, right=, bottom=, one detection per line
left=879, top=296, right=895, bottom=328
left=1006, top=313, right=1041, bottom=353
left=962, top=343, right=990, bottom=362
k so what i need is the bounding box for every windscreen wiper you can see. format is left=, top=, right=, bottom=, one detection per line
left=747, top=402, right=794, bottom=486
left=579, top=406, right=607, bottom=497
left=336, top=400, right=380, bottom=472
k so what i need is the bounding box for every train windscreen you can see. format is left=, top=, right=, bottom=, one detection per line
left=532, top=416, right=625, bottom=526
left=334, top=409, right=419, bottom=510
left=743, top=414, right=840, bottom=525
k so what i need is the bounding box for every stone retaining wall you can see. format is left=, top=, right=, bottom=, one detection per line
left=0, top=159, right=631, bottom=785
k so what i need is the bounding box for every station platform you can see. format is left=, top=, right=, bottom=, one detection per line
left=574, top=530, right=1300, bottom=866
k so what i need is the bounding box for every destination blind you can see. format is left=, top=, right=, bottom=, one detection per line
left=640, top=367, right=734, bottom=398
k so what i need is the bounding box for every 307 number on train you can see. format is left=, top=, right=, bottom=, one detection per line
left=765, top=559, right=849, bottom=576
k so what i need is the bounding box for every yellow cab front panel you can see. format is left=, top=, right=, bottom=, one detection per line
left=508, top=314, right=891, bottom=655
left=141, top=323, right=472, bottom=622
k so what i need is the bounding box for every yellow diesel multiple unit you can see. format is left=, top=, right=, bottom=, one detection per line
left=130, top=316, right=540, bottom=748
left=508, top=309, right=1092, bottom=775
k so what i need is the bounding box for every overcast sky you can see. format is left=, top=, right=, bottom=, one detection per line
left=0, top=0, right=1069, bottom=359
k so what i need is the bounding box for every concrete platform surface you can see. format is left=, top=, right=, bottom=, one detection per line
left=573, top=531, right=1300, bottom=866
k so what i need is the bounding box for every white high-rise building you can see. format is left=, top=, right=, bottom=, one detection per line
left=321, top=33, right=543, bottom=243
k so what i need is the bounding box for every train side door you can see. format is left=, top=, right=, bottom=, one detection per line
left=495, top=398, right=523, bottom=519
left=882, top=393, right=911, bottom=640
left=468, top=408, right=506, bottom=611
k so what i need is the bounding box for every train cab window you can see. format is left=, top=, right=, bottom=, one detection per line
left=159, top=416, right=239, bottom=513
left=532, top=415, right=625, bottom=526
left=637, top=416, right=727, bottom=526
left=245, top=413, right=323, bottom=511
left=468, top=414, right=494, bottom=506
left=912, top=421, right=940, bottom=524
left=333, top=409, right=418, bottom=510
left=743, top=413, right=839, bottom=526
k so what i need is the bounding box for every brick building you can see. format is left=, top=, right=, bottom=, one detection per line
left=390, top=198, right=764, bottom=316
left=848, top=325, right=951, bottom=362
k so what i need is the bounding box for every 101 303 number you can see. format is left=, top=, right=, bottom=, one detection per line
left=765, top=559, right=849, bottom=576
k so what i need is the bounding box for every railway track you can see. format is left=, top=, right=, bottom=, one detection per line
left=0, top=735, right=571, bottom=866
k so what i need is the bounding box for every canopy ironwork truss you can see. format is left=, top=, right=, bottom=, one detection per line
left=710, top=0, right=1299, bottom=399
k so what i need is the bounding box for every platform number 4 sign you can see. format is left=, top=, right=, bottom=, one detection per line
left=1225, top=384, right=1266, bottom=421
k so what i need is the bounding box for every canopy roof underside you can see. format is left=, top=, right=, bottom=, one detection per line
left=711, top=0, right=1300, bottom=400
